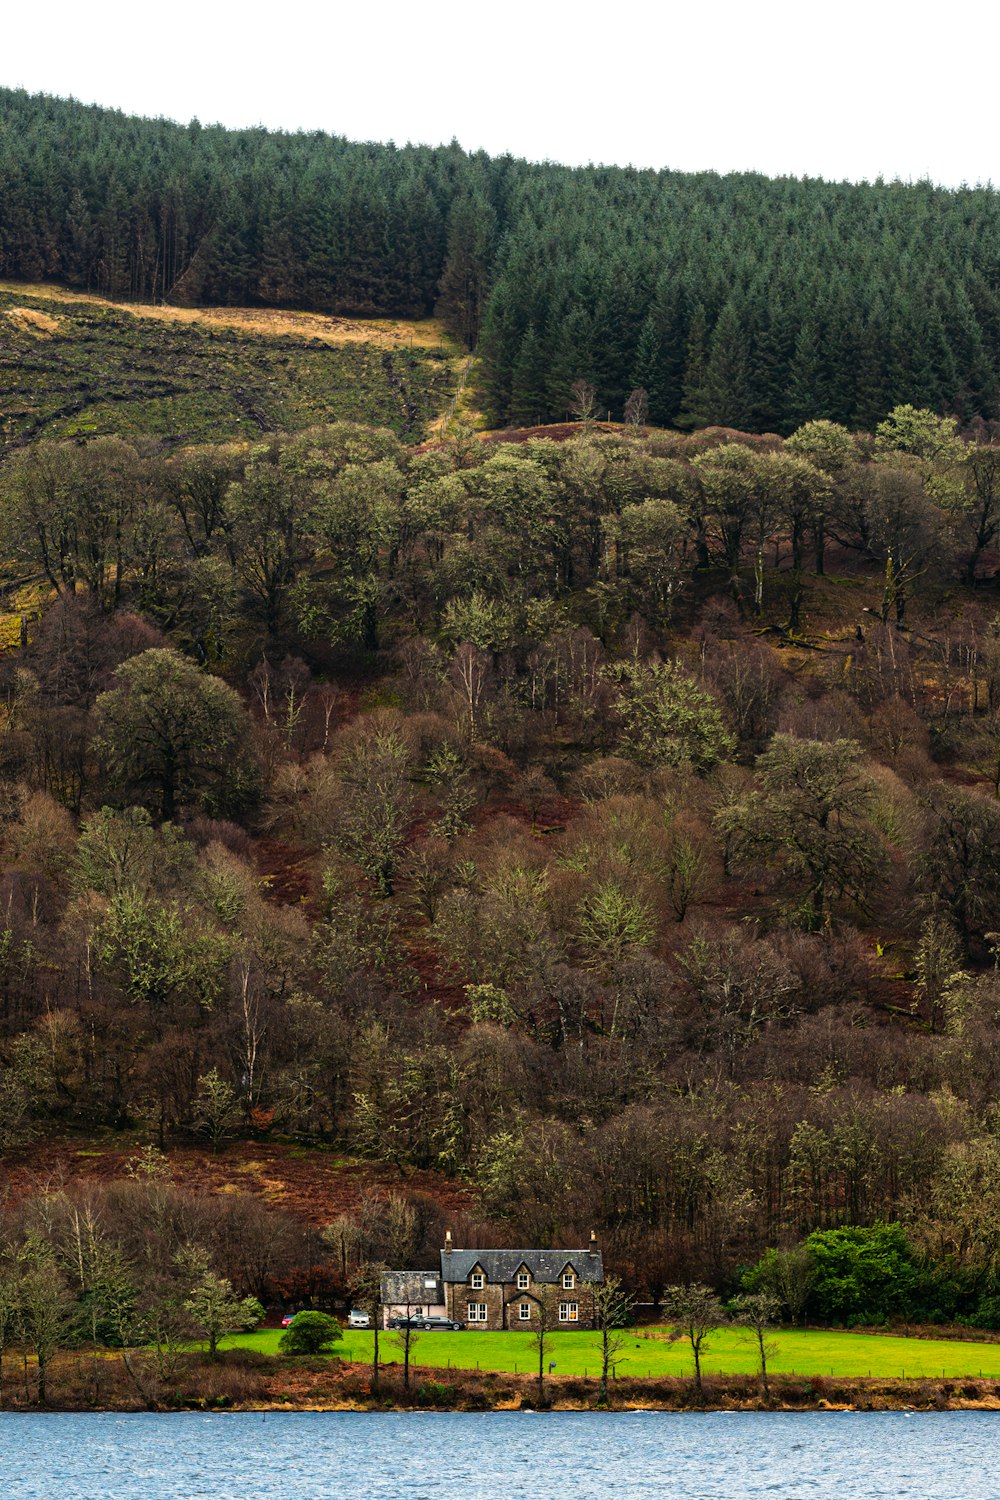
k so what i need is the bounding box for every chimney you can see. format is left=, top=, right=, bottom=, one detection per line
left=589, top=1230, right=598, bottom=1250
left=444, top=1230, right=453, bottom=1255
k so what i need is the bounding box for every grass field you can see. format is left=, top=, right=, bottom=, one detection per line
left=0, top=283, right=460, bottom=447
left=222, top=1325, right=1000, bottom=1381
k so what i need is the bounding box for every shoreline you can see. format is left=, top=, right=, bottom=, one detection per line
left=6, top=1357, right=1000, bottom=1414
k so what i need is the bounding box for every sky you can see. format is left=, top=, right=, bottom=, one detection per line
left=2, top=0, right=995, bottom=188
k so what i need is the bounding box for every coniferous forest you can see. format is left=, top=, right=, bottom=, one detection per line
left=6, top=87, right=1000, bottom=1409
left=2, top=87, right=1000, bottom=433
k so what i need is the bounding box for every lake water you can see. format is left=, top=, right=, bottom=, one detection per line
left=0, top=1410, right=997, bottom=1498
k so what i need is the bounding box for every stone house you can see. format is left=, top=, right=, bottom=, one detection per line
left=380, top=1269, right=447, bottom=1329
left=439, top=1231, right=604, bottom=1330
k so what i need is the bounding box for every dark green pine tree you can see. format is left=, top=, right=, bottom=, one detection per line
left=630, top=315, right=667, bottom=425
left=544, top=304, right=596, bottom=420
left=853, top=303, right=891, bottom=431
left=677, top=300, right=711, bottom=429
left=477, top=274, right=522, bottom=426
left=945, top=285, right=997, bottom=420
left=747, top=292, right=795, bottom=433
left=785, top=317, right=826, bottom=432
left=686, top=299, right=754, bottom=430
left=590, top=257, right=647, bottom=419
left=509, top=326, right=550, bottom=427
left=818, top=283, right=861, bottom=429
left=436, top=189, right=497, bottom=348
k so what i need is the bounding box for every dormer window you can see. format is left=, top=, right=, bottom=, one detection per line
left=562, top=1271, right=575, bottom=1289
left=471, top=1271, right=485, bottom=1290
left=517, top=1271, right=530, bottom=1290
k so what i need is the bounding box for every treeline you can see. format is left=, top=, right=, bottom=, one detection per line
left=0, top=1166, right=456, bottom=1404
left=3, top=89, right=1000, bottom=430
left=2, top=414, right=1000, bottom=1310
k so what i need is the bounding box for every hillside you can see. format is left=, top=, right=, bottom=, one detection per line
left=5, top=88, right=1000, bottom=1400
left=3, top=89, right=1000, bottom=434
left=0, top=281, right=460, bottom=447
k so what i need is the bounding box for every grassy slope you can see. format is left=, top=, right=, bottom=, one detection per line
left=225, top=1326, right=1000, bottom=1379
left=0, top=282, right=461, bottom=447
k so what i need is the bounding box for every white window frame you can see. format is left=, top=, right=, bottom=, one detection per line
left=517, top=1271, right=530, bottom=1290
left=558, top=1301, right=579, bottom=1323
left=562, top=1272, right=575, bottom=1289
left=518, top=1301, right=531, bottom=1321
left=471, top=1271, right=485, bottom=1290
left=467, top=1302, right=488, bottom=1323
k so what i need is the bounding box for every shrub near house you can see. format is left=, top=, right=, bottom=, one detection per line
left=437, top=1231, right=604, bottom=1331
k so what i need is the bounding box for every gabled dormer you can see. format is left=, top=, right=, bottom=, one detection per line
left=467, top=1261, right=487, bottom=1291
left=559, top=1261, right=578, bottom=1290
left=514, top=1262, right=532, bottom=1291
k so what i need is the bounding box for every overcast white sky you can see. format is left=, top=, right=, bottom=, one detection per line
left=3, top=0, right=995, bottom=187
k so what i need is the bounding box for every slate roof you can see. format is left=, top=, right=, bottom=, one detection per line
left=381, top=1270, right=444, bottom=1304
left=440, top=1248, right=604, bottom=1285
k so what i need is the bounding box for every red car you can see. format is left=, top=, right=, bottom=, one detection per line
left=280, top=1314, right=298, bottom=1328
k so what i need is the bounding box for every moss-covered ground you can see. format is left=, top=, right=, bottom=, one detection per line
left=0, top=283, right=459, bottom=447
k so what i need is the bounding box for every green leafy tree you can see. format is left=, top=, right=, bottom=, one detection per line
left=348, top=1262, right=387, bottom=1394
left=98, top=890, right=231, bottom=1015
left=609, top=498, right=688, bottom=625
left=716, top=736, right=885, bottom=931
left=75, top=806, right=193, bottom=898
left=0, top=1256, right=20, bottom=1408
left=662, top=1282, right=725, bottom=1400
left=919, top=785, right=1000, bottom=954
left=959, top=442, right=1000, bottom=583
left=93, top=648, right=256, bottom=820
left=578, top=881, right=656, bottom=974
left=226, top=451, right=311, bottom=636
left=608, top=659, right=734, bottom=772
left=729, top=1292, right=781, bottom=1402
left=16, top=1232, right=75, bottom=1405
left=691, top=443, right=765, bottom=606
left=591, top=1275, right=634, bottom=1405
left=804, top=1223, right=918, bottom=1325
left=192, top=1069, right=242, bottom=1152
left=335, top=725, right=414, bottom=897
left=741, top=1245, right=815, bottom=1325
left=183, top=1258, right=264, bottom=1359
left=278, top=1311, right=343, bottom=1355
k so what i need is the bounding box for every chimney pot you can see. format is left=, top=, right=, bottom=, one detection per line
left=589, top=1229, right=598, bottom=1248
left=444, top=1230, right=453, bottom=1254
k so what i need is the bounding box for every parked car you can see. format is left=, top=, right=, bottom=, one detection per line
left=347, top=1309, right=371, bottom=1328
left=280, top=1314, right=298, bottom=1328
left=387, top=1314, right=464, bottom=1331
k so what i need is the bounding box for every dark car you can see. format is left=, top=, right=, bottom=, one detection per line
left=387, top=1314, right=464, bottom=1331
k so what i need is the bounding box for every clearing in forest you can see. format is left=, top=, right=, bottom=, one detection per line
left=0, top=281, right=462, bottom=448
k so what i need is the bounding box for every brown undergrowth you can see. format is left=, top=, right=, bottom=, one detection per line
left=5, top=1350, right=999, bottom=1413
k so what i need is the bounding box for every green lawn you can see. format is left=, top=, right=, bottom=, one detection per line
left=222, top=1325, right=1000, bottom=1380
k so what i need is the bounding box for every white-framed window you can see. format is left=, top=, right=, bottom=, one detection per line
left=467, top=1302, right=488, bottom=1323
left=471, top=1272, right=485, bottom=1290
left=517, top=1271, right=530, bottom=1290
left=562, top=1272, right=575, bottom=1289
left=559, top=1301, right=579, bottom=1323
left=518, top=1301, right=531, bottom=1321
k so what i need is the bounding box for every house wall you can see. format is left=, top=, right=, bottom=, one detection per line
left=444, top=1278, right=597, bottom=1331
left=383, top=1300, right=448, bottom=1329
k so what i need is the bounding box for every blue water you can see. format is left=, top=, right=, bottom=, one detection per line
left=0, top=1410, right=997, bottom=1498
